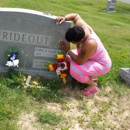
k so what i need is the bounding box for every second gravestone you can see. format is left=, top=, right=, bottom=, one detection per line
left=0, top=8, right=71, bottom=79
left=106, top=0, right=117, bottom=12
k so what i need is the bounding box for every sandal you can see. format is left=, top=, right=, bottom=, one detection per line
left=81, top=87, right=99, bottom=96
left=81, top=78, right=98, bottom=92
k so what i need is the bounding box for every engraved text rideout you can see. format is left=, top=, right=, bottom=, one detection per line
left=0, top=30, right=51, bottom=46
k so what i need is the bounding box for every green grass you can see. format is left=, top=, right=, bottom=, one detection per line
left=38, top=110, right=64, bottom=125
left=0, top=0, right=130, bottom=129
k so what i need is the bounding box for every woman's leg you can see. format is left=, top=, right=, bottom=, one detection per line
left=85, top=79, right=97, bottom=90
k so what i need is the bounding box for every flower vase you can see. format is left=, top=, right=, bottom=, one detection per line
left=8, top=67, right=15, bottom=79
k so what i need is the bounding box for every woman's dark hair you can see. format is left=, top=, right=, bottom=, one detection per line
left=65, top=26, right=85, bottom=42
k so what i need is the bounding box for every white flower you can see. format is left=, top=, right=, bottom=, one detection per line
left=5, top=59, right=19, bottom=67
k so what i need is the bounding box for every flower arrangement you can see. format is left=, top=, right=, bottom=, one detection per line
left=45, top=52, right=70, bottom=84
left=5, top=46, right=20, bottom=78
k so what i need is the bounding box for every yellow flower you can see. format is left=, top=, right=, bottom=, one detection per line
left=57, top=54, right=64, bottom=59
left=31, top=81, right=38, bottom=85
left=48, top=64, right=54, bottom=71
left=60, top=74, right=67, bottom=78
left=22, top=76, right=26, bottom=82
left=60, top=74, right=67, bottom=84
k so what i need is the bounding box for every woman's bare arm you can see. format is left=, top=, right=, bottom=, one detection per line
left=68, top=40, right=97, bottom=65
left=56, top=13, right=87, bottom=26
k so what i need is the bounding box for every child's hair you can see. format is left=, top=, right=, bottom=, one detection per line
left=65, top=26, right=85, bottom=42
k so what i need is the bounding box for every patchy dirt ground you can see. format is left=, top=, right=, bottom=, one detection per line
left=17, top=86, right=130, bottom=130
left=18, top=112, right=37, bottom=130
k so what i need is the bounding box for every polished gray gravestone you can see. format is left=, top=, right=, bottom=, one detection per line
left=0, top=8, right=71, bottom=79
left=119, top=68, right=130, bottom=86
left=106, top=0, right=117, bottom=12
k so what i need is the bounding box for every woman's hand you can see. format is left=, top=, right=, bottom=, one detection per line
left=59, top=40, right=70, bottom=52
left=56, top=16, right=66, bottom=24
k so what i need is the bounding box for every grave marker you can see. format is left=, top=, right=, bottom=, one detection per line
left=0, top=8, right=71, bottom=79
left=119, top=68, right=130, bottom=87
left=106, top=0, right=117, bottom=12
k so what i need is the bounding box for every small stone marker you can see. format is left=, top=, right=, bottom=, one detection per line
left=106, top=0, right=117, bottom=12
left=119, top=68, right=130, bottom=86
left=0, top=8, right=71, bottom=79
left=25, top=75, right=31, bottom=86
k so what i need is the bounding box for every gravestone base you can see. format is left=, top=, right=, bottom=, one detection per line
left=0, top=67, right=72, bottom=83
left=119, top=68, right=130, bottom=86
left=104, top=10, right=116, bottom=13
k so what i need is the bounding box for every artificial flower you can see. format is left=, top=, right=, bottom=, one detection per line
left=45, top=52, right=69, bottom=84
left=5, top=47, right=20, bottom=67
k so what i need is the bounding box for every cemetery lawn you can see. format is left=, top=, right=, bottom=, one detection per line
left=0, top=0, right=130, bottom=130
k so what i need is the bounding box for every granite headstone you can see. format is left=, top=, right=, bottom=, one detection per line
left=119, top=68, right=130, bottom=87
left=0, top=8, right=71, bottom=79
left=106, top=0, right=117, bottom=12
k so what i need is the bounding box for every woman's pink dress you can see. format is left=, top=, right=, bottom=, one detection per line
left=66, top=25, right=112, bottom=83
